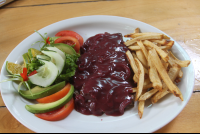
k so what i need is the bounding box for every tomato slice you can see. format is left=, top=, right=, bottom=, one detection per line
left=55, top=30, right=84, bottom=46
left=36, top=83, right=71, bottom=103
left=35, top=98, right=74, bottom=121
left=54, top=36, right=80, bottom=53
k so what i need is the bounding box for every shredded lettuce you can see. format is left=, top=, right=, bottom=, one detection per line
left=54, top=53, right=80, bottom=83
left=28, top=58, right=44, bottom=74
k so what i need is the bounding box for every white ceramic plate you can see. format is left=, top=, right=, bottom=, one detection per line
left=0, top=15, right=195, bottom=133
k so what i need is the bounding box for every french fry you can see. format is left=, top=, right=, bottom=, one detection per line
left=143, top=40, right=169, bottom=62
left=178, top=70, right=183, bottom=78
left=148, top=49, right=183, bottom=101
left=175, top=78, right=181, bottom=83
left=168, top=51, right=191, bottom=67
left=151, top=89, right=169, bottom=104
left=126, top=51, right=140, bottom=82
left=139, top=88, right=159, bottom=101
left=168, top=64, right=181, bottom=82
left=168, top=57, right=177, bottom=67
left=134, top=27, right=140, bottom=33
left=131, top=52, right=137, bottom=58
left=143, top=83, right=153, bottom=91
left=125, top=32, right=162, bottom=38
left=129, top=46, right=141, bottom=51
left=144, top=67, right=149, bottom=75
left=132, top=88, right=137, bottom=93
left=165, top=40, right=174, bottom=47
left=161, top=58, right=169, bottom=71
left=151, top=65, right=181, bottom=103
left=133, top=82, right=152, bottom=93
left=162, top=64, right=181, bottom=92
left=133, top=74, right=138, bottom=83
left=129, top=45, right=172, bottom=51
left=126, top=50, right=139, bottom=75
left=134, top=58, right=145, bottom=101
left=125, top=34, right=163, bottom=46
left=136, top=50, right=148, bottom=68
left=148, top=53, right=162, bottom=91
left=138, top=100, right=145, bottom=119
left=155, top=42, right=162, bottom=47
left=150, top=39, right=168, bottom=45
left=131, top=51, right=148, bottom=75
left=137, top=41, right=148, bottom=60
left=126, top=32, right=170, bottom=40
left=163, top=35, right=170, bottom=40
left=124, top=29, right=190, bottom=119
left=159, top=45, right=172, bottom=50
left=143, top=76, right=151, bottom=86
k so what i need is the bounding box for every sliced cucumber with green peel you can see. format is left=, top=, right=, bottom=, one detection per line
left=42, top=50, right=65, bottom=75
left=36, top=55, right=51, bottom=61
left=19, top=81, right=65, bottom=100
left=46, top=47, right=66, bottom=60
left=28, top=60, right=59, bottom=87
left=25, top=84, right=74, bottom=114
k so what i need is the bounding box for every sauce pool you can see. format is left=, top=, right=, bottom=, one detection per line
left=73, top=32, right=135, bottom=116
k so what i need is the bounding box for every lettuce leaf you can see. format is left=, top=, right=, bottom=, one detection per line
left=54, top=53, right=80, bottom=83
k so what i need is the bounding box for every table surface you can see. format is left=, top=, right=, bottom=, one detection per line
left=0, top=0, right=200, bottom=133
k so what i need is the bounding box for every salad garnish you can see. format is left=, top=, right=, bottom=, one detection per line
left=1, top=29, right=83, bottom=121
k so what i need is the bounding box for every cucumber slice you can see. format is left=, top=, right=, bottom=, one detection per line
left=41, top=50, right=65, bottom=75
left=28, top=60, right=59, bottom=87
left=36, top=55, right=51, bottom=61
left=46, top=47, right=65, bottom=60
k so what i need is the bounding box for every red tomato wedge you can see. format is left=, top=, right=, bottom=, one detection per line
left=36, top=83, right=71, bottom=103
left=55, top=30, right=84, bottom=46
left=54, top=36, right=80, bottom=53
left=35, top=98, right=74, bottom=121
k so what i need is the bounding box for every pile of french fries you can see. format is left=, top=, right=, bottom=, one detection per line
left=125, top=28, right=191, bottom=119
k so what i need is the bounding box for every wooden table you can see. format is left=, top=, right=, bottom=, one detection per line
left=0, top=0, right=200, bottom=133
